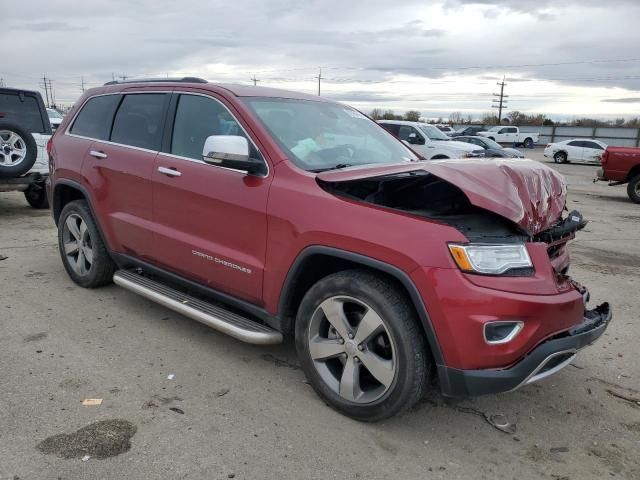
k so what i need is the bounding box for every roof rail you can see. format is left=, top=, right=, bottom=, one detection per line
left=103, top=76, right=208, bottom=86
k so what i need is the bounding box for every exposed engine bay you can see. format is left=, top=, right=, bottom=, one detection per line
left=318, top=169, right=587, bottom=273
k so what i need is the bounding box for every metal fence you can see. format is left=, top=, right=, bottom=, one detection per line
left=451, top=125, right=640, bottom=147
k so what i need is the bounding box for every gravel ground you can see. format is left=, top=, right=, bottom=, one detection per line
left=1, top=149, right=639, bottom=480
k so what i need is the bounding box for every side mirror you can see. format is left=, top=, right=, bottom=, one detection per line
left=202, top=135, right=266, bottom=175
left=407, top=132, right=425, bottom=145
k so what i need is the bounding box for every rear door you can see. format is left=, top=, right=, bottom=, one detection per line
left=150, top=92, right=271, bottom=303
left=78, top=92, right=170, bottom=258
left=582, top=140, right=605, bottom=163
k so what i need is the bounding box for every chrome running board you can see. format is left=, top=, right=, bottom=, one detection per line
left=113, top=270, right=282, bottom=345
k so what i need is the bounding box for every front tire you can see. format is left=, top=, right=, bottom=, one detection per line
left=24, top=183, right=49, bottom=209
left=627, top=174, right=640, bottom=204
left=58, top=200, right=115, bottom=288
left=295, top=270, right=430, bottom=421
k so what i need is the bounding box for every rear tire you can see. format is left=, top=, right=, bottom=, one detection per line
left=627, top=174, right=640, bottom=204
left=24, top=183, right=49, bottom=209
left=58, top=200, right=115, bottom=288
left=523, top=137, right=534, bottom=149
left=0, top=122, right=38, bottom=179
left=554, top=151, right=568, bottom=164
left=295, top=269, right=430, bottom=421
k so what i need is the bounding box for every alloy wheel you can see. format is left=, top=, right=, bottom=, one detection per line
left=62, top=214, right=94, bottom=276
left=307, top=296, right=397, bottom=403
left=0, top=130, right=27, bottom=166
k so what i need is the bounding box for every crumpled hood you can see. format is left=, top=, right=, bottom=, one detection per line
left=316, top=158, right=567, bottom=235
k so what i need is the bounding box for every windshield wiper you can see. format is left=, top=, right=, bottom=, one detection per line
left=309, top=163, right=353, bottom=173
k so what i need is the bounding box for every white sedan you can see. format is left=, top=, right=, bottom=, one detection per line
left=544, top=139, right=607, bottom=164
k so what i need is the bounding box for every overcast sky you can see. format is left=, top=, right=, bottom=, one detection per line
left=4, top=0, right=640, bottom=120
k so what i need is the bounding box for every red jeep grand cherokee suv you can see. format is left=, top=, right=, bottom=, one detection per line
left=48, top=78, right=611, bottom=421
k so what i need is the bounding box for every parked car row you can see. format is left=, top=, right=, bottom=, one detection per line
left=379, top=120, right=525, bottom=159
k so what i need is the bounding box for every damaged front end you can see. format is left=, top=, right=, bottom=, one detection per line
left=317, top=159, right=612, bottom=394
left=316, top=159, right=585, bottom=276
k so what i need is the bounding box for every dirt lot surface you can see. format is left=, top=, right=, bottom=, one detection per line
left=1, top=150, right=639, bottom=479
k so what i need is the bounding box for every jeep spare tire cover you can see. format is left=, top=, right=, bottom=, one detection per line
left=0, top=121, right=38, bottom=179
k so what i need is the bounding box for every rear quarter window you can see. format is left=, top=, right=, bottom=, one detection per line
left=0, top=92, right=46, bottom=133
left=70, top=95, right=121, bottom=140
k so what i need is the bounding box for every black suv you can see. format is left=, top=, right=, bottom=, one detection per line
left=0, top=87, right=52, bottom=208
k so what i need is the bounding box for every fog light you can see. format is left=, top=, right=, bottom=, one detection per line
left=484, top=321, right=524, bottom=345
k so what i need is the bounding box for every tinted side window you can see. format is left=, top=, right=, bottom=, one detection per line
left=171, top=94, right=249, bottom=160
left=0, top=92, right=46, bottom=133
left=584, top=141, right=603, bottom=150
left=568, top=140, right=583, bottom=147
left=508, top=127, right=517, bottom=133
left=380, top=123, right=400, bottom=137
left=111, top=94, right=167, bottom=150
left=70, top=95, right=120, bottom=140
left=398, top=126, right=421, bottom=141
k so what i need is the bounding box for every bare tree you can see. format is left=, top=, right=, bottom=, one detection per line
left=449, top=112, right=464, bottom=124
left=404, top=110, right=421, bottom=122
left=369, top=108, right=383, bottom=120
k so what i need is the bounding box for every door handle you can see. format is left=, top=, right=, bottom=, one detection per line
left=89, top=150, right=107, bottom=159
left=158, top=166, right=182, bottom=177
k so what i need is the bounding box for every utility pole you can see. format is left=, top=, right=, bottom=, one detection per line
left=41, top=74, right=50, bottom=107
left=0, top=78, right=4, bottom=87
left=48, top=79, right=56, bottom=107
left=315, top=67, right=323, bottom=96
left=119, top=73, right=128, bottom=81
left=250, top=74, right=260, bottom=86
left=81, top=76, right=86, bottom=93
left=492, top=76, right=508, bottom=123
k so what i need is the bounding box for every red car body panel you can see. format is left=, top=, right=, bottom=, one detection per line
left=48, top=81, right=609, bottom=381
left=81, top=141, right=157, bottom=259
left=600, top=146, right=640, bottom=182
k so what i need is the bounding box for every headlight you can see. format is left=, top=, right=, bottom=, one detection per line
left=448, top=243, right=532, bottom=275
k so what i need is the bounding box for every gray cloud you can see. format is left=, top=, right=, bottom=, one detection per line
left=2, top=0, right=640, bottom=116
left=15, top=21, right=85, bottom=32
left=325, top=91, right=400, bottom=103
left=602, top=97, right=640, bottom=103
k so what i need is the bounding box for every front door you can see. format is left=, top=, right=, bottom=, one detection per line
left=565, top=140, right=584, bottom=162
left=150, top=93, right=271, bottom=304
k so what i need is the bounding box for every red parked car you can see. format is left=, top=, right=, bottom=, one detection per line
left=597, top=146, right=640, bottom=203
left=48, top=78, right=611, bottom=421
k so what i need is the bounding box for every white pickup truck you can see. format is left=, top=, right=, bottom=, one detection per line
left=477, top=126, right=539, bottom=148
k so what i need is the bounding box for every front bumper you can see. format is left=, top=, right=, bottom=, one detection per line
left=438, top=302, right=611, bottom=397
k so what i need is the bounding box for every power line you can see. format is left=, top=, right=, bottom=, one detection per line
left=250, top=74, right=261, bottom=86
left=492, top=77, right=508, bottom=122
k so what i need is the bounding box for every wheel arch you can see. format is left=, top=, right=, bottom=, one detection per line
left=52, top=179, right=111, bottom=251
left=278, top=246, right=444, bottom=366
left=626, top=164, right=640, bottom=182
